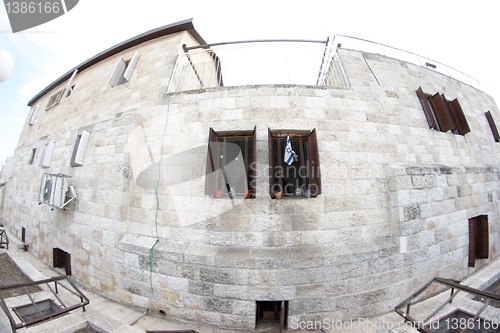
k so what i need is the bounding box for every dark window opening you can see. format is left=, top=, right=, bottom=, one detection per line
left=468, top=215, right=489, bottom=268
left=205, top=127, right=256, bottom=199
left=29, top=148, right=36, bottom=164
left=269, top=129, right=321, bottom=198
left=416, top=87, right=470, bottom=136
left=53, top=248, right=72, bottom=275
left=485, top=111, right=500, bottom=142
left=65, top=85, right=76, bottom=98
left=255, top=301, right=288, bottom=330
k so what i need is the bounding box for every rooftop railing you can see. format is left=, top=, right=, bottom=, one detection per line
left=166, top=35, right=481, bottom=94
left=333, top=34, right=482, bottom=91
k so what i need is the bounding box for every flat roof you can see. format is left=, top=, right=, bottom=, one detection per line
left=28, top=18, right=206, bottom=106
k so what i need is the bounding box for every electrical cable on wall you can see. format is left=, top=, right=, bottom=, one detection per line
left=148, top=94, right=171, bottom=293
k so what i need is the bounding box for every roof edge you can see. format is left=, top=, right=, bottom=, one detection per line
left=28, top=18, right=205, bottom=106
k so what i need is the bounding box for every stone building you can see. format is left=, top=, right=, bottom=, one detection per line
left=1, top=19, right=500, bottom=330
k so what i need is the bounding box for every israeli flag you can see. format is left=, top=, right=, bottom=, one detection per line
left=284, top=136, right=297, bottom=165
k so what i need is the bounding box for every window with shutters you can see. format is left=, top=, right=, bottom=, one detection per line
left=468, top=215, right=489, bottom=268
left=485, top=111, right=500, bottom=142
left=109, top=51, right=140, bottom=87
left=416, top=87, right=470, bottom=136
left=28, top=105, right=39, bottom=125
left=205, top=127, right=256, bottom=198
left=268, top=129, right=321, bottom=198
left=39, top=141, right=55, bottom=168
left=45, top=89, right=65, bottom=110
left=70, top=130, right=90, bottom=167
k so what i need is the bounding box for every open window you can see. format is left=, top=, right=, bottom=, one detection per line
left=468, top=215, right=489, bottom=267
left=70, top=130, right=90, bottom=167
left=45, top=89, right=65, bottom=110
left=416, top=87, right=470, bottom=135
left=109, top=51, right=140, bottom=87
left=205, top=126, right=256, bottom=198
left=485, top=111, right=500, bottom=142
left=28, top=105, right=39, bottom=125
left=268, top=128, right=321, bottom=198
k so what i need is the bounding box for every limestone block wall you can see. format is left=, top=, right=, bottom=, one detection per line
left=16, top=30, right=203, bottom=148
left=2, top=44, right=500, bottom=331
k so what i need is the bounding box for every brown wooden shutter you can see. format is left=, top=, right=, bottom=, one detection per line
left=485, top=111, right=500, bottom=142
left=468, top=219, right=477, bottom=267
left=204, top=128, right=220, bottom=196
left=308, top=128, right=321, bottom=196
left=268, top=128, right=274, bottom=196
left=416, top=87, right=438, bottom=130
left=476, top=215, right=489, bottom=259
left=429, top=93, right=454, bottom=132
left=65, top=252, right=72, bottom=275
left=279, top=301, right=285, bottom=333
left=448, top=98, right=470, bottom=135
left=53, top=248, right=65, bottom=268
left=251, top=125, right=257, bottom=196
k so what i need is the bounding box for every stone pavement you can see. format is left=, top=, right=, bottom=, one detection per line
left=1, top=229, right=498, bottom=333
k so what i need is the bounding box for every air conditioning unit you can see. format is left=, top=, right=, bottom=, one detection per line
left=38, top=173, right=77, bottom=210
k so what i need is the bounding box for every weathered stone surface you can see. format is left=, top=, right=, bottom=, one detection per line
left=1, top=35, right=499, bottom=332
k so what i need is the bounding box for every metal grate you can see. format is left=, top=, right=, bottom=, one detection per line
left=271, top=136, right=310, bottom=196
left=217, top=136, right=253, bottom=195
left=13, top=299, right=62, bottom=323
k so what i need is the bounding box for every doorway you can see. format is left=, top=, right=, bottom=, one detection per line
left=256, top=300, right=288, bottom=332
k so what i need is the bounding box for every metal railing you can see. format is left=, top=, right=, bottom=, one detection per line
left=394, top=277, right=500, bottom=333
left=166, top=35, right=481, bottom=94
left=167, top=39, right=347, bottom=93
left=333, top=34, right=482, bottom=91
left=0, top=275, right=90, bottom=332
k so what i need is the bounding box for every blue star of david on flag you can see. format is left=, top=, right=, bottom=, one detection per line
left=284, top=135, right=297, bottom=165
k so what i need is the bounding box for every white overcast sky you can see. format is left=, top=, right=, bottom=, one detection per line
left=1, top=0, right=499, bottom=165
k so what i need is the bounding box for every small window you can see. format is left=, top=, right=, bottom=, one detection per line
left=29, top=148, right=36, bottom=164
left=64, top=85, right=75, bottom=98
left=109, top=51, right=140, bottom=87
left=45, top=89, right=65, bottom=110
left=485, top=111, right=500, bottom=142
left=53, top=248, right=71, bottom=275
left=416, top=87, right=470, bottom=135
left=205, top=127, right=256, bottom=198
left=28, top=105, right=39, bottom=125
left=70, top=130, right=90, bottom=167
left=468, top=215, right=489, bottom=267
left=268, top=129, right=321, bottom=198
left=39, top=141, right=55, bottom=168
